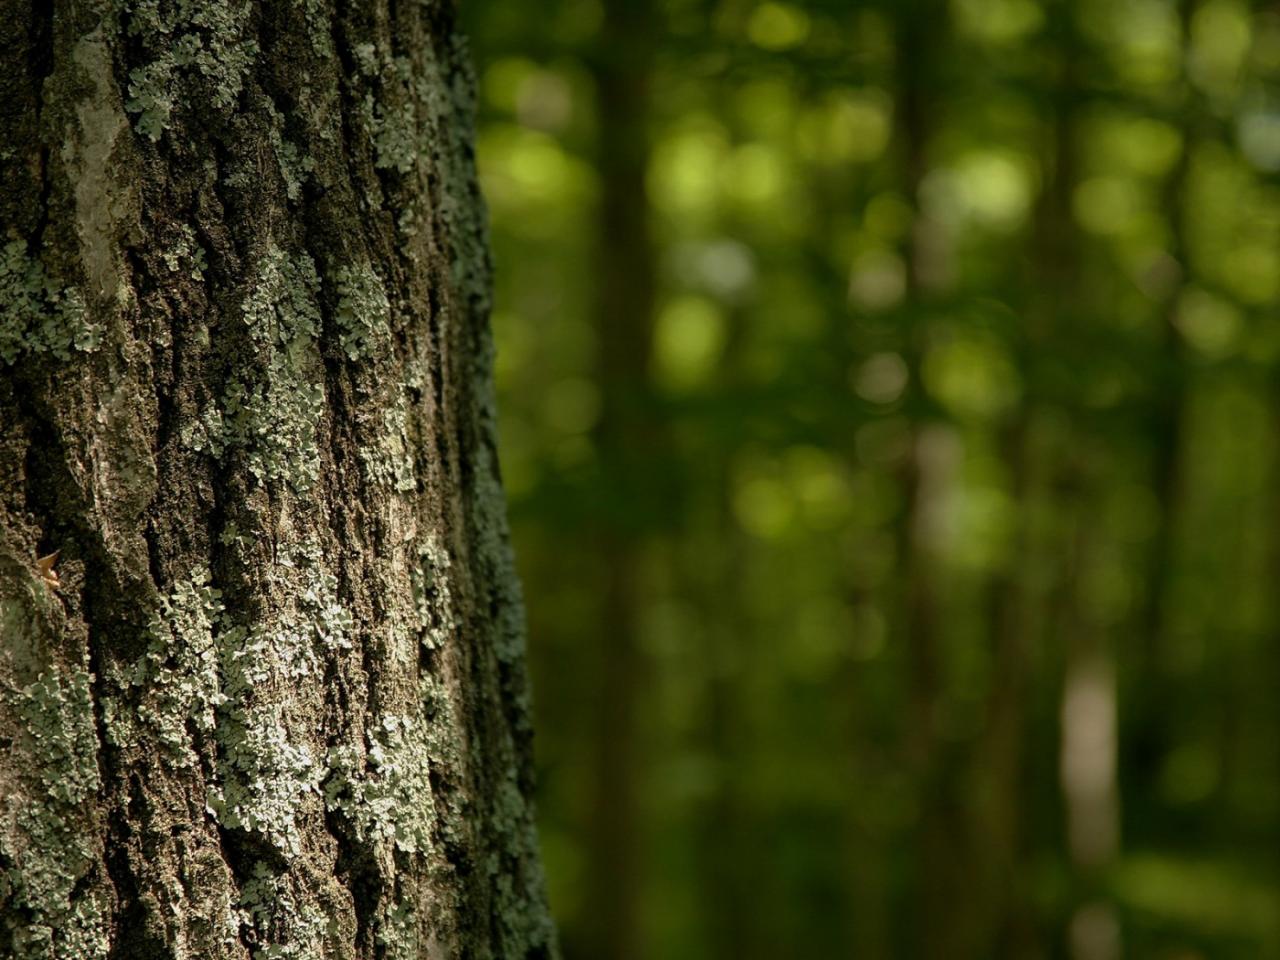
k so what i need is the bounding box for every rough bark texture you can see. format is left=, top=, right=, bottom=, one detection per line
left=0, top=1, right=558, bottom=957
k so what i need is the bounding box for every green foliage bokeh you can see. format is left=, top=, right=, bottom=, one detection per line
left=467, top=1, right=1280, bottom=957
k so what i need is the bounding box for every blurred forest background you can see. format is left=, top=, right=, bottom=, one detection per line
left=464, top=0, right=1280, bottom=957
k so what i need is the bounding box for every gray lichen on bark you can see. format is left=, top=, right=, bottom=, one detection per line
left=0, top=0, right=557, bottom=957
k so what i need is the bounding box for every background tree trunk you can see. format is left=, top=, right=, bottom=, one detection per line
left=0, top=2, right=558, bottom=958
left=581, top=2, right=657, bottom=957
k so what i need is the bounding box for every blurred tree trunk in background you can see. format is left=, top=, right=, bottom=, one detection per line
left=0, top=2, right=558, bottom=957
left=1035, top=9, right=1122, bottom=957
left=583, top=2, right=657, bottom=959
left=693, top=301, right=760, bottom=960
left=1127, top=0, right=1194, bottom=843
left=891, top=5, right=974, bottom=957
left=978, top=415, right=1040, bottom=960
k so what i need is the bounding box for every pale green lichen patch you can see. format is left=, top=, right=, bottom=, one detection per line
left=103, top=550, right=354, bottom=861
left=208, top=631, right=322, bottom=858
left=411, top=536, right=455, bottom=651
left=375, top=897, right=420, bottom=960
left=208, top=541, right=351, bottom=857
left=318, top=546, right=449, bottom=867
left=237, top=860, right=329, bottom=960
left=352, top=42, right=380, bottom=78
left=293, top=558, right=355, bottom=658
left=358, top=401, right=416, bottom=493
left=371, top=95, right=418, bottom=174
left=297, top=0, right=331, bottom=52
left=13, top=666, right=101, bottom=816
left=323, top=712, right=436, bottom=855
left=224, top=97, right=315, bottom=202
left=184, top=244, right=326, bottom=492
left=108, top=567, right=225, bottom=764
left=269, top=108, right=315, bottom=203
left=161, top=224, right=207, bottom=281
left=356, top=50, right=419, bottom=175
left=412, top=47, right=449, bottom=163
left=206, top=704, right=322, bottom=858
left=333, top=263, right=390, bottom=360
left=2, top=665, right=109, bottom=959
left=123, top=60, right=175, bottom=141
left=240, top=245, right=320, bottom=341
left=0, top=241, right=99, bottom=365
left=123, top=0, right=259, bottom=141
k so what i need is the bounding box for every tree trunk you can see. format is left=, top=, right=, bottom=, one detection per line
left=890, top=6, right=971, bottom=956
left=0, top=2, right=557, bottom=958
left=581, top=3, right=656, bottom=958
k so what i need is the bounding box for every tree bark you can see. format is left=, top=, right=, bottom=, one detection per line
left=0, top=2, right=557, bottom=958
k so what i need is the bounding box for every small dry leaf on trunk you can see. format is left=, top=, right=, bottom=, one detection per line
left=35, top=550, right=59, bottom=589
